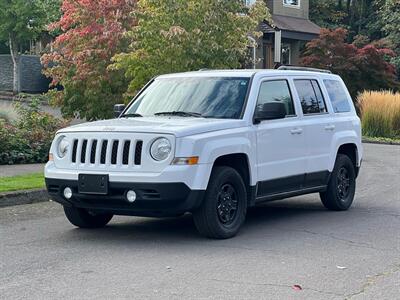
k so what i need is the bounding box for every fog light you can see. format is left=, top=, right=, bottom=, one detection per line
left=126, top=190, right=137, bottom=203
left=63, top=187, right=73, bottom=199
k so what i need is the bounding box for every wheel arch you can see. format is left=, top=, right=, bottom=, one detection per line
left=336, top=143, right=360, bottom=177
left=212, top=153, right=255, bottom=207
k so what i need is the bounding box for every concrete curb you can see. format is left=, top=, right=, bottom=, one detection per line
left=362, top=139, right=400, bottom=146
left=0, top=189, right=49, bottom=208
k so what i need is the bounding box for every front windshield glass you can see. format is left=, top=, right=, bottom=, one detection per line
left=125, top=77, right=250, bottom=119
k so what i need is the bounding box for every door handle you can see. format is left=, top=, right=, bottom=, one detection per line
left=290, top=128, right=303, bottom=135
left=325, top=125, right=336, bottom=131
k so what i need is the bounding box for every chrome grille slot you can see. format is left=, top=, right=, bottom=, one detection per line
left=71, top=140, right=78, bottom=163
left=100, top=140, right=108, bottom=164
left=111, top=141, right=119, bottom=165
left=90, top=140, right=97, bottom=164
left=135, top=141, right=143, bottom=165
left=123, top=141, right=130, bottom=165
left=81, top=140, right=88, bottom=163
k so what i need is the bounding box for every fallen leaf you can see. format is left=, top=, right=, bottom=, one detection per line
left=292, top=285, right=302, bottom=291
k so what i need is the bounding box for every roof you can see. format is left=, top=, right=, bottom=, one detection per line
left=158, top=70, right=258, bottom=78
left=261, top=14, right=321, bottom=35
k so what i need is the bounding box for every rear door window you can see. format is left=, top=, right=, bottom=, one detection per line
left=294, top=79, right=327, bottom=115
left=323, top=80, right=351, bottom=113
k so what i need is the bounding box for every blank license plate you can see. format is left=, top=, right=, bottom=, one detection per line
left=78, top=174, right=109, bottom=195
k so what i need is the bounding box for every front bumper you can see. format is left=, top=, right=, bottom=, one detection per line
left=46, top=178, right=205, bottom=217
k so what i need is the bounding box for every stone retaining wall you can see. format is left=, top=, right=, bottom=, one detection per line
left=0, top=54, right=50, bottom=93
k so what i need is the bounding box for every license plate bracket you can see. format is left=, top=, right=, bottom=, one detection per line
left=78, top=174, right=109, bottom=195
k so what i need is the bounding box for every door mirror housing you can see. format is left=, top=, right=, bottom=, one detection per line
left=114, top=104, right=126, bottom=118
left=254, top=102, right=287, bottom=123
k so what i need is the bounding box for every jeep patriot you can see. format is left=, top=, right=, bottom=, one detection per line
left=45, top=67, right=363, bottom=238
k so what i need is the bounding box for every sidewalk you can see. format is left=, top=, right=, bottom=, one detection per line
left=0, top=163, right=46, bottom=177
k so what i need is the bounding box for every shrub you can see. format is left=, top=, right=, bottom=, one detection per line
left=0, top=99, right=68, bottom=165
left=358, top=90, right=400, bottom=138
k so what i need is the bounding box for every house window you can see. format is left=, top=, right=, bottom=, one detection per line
left=244, top=0, right=256, bottom=7
left=283, top=0, right=300, bottom=8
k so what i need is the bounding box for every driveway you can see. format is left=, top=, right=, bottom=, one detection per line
left=0, top=143, right=399, bottom=299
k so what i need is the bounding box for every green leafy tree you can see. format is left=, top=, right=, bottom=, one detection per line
left=309, top=0, right=384, bottom=41
left=309, top=0, right=348, bottom=30
left=112, top=0, right=270, bottom=93
left=0, top=0, right=57, bottom=93
left=379, top=0, right=400, bottom=76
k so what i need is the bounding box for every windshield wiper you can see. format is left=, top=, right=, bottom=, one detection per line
left=120, top=113, right=143, bottom=118
left=154, top=111, right=203, bottom=117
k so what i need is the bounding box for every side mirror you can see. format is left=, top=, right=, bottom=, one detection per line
left=114, top=104, right=126, bottom=118
left=254, top=102, right=287, bottom=123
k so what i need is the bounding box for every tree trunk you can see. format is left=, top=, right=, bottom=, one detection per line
left=359, top=0, right=364, bottom=34
left=9, top=34, right=19, bottom=94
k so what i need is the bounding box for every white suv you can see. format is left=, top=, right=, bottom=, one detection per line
left=45, top=67, right=362, bottom=238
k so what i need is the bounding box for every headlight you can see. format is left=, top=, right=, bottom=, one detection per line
left=150, top=138, right=171, bottom=161
left=57, top=136, right=70, bottom=158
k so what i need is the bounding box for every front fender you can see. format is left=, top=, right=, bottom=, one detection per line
left=175, top=128, right=257, bottom=187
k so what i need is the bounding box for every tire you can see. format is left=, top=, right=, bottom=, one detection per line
left=320, top=154, right=356, bottom=211
left=64, top=206, right=113, bottom=228
left=193, top=166, right=247, bottom=239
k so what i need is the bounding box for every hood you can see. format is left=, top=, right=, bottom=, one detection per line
left=58, top=117, right=247, bottom=138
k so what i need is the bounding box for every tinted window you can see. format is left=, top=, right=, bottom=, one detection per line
left=126, top=77, right=250, bottom=119
left=257, top=80, right=295, bottom=116
left=294, top=79, right=327, bottom=114
left=324, top=80, right=351, bottom=113
left=311, top=80, right=327, bottom=113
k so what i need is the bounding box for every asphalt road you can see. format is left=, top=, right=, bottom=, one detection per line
left=1, top=143, right=399, bottom=300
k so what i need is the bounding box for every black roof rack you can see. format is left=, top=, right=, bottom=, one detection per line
left=277, top=66, right=332, bottom=74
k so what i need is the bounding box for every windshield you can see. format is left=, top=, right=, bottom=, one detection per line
left=125, top=77, right=250, bottom=119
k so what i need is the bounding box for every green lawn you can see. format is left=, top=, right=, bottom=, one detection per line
left=363, top=136, right=400, bottom=144
left=0, top=173, right=45, bottom=193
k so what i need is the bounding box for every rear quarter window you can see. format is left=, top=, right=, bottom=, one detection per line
left=323, top=80, right=351, bottom=113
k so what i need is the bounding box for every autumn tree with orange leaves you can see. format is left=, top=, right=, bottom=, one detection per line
left=42, top=0, right=136, bottom=120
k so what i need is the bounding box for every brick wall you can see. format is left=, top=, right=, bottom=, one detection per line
left=0, top=54, right=50, bottom=93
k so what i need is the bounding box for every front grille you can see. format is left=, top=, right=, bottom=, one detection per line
left=71, top=138, right=143, bottom=166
